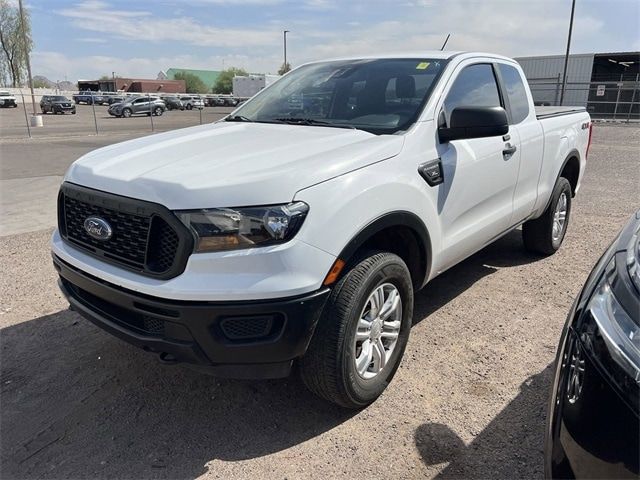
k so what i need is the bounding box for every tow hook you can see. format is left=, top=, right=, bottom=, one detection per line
left=158, top=352, right=178, bottom=365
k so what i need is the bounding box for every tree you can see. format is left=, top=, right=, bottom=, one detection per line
left=99, top=75, right=111, bottom=81
left=0, top=0, right=32, bottom=87
left=277, top=62, right=292, bottom=75
left=32, top=77, right=48, bottom=88
left=213, top=67, right=248, bottom=94
left=173, top=71, right=208, bottom=94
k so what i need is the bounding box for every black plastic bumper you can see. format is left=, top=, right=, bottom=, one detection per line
left=54, top=254, right=330, bottom=379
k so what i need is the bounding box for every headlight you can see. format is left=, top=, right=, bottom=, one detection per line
left=177, top=202, right=309, bottom=253
left=626, top=226, right=640, bottom=292
left=588, top=257, right=640, bottom=383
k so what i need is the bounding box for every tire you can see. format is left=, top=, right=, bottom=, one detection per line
left=186, top=104, right=193, bottom=110
left=299, top=252, right=414, bottom=409
left=122, top=108, right=132, bottom=118
left=154, top=107, right=163, bottom=116
left=523, top=177, right=572, bottom=255
left=41, top=108, right=46, bottom=114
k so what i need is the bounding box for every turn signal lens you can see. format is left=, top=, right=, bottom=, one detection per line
left=323, top=259, right=346, bottom=286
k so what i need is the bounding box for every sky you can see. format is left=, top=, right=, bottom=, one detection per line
left=20, top=0, right=640, bottom=82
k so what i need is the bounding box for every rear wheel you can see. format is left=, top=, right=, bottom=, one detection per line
left=523, top=177, right=572, bottom=255
left=122, top=108, right=132, bottom=118
left=153, top=107, right=163, bottom=116
left=186, top=104, right=193, bottom=110
left=299, top=252, right=413, bottom=408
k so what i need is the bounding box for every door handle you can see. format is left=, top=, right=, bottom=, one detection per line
left=503, top=143, right=517, bottom=158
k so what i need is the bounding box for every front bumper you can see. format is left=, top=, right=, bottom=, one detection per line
left=54, top=105, right=75, bottom=113
left=54, top=254, right=330, bottom=379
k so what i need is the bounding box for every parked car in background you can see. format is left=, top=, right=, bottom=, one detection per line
left=107, top=96, right=166, bottom=117
left=107, top=95, right=126, bottom=105
left=216, top=94, right=239, bottom=107
left=73, top=91, right=109, bottom=105
left=0, top=91, right=17, bottom=107
left=40, top=95, right=76, bottom=114
left=179, top=95, right=204, bottom=110
left=162, top=96, right=184, bottom=111
left=53, top=52, right=591, bottom=408
left=545, top=210, right=639, bottom=479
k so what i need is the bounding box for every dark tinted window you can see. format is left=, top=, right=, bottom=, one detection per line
left=444, top=64, right=501, bottom=124
left=498, top=63, right=530, bottom=123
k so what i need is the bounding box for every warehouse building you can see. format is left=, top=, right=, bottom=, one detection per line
left=515, top=51, right=639, bottom=120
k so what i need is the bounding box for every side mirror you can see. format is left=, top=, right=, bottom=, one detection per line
left=438, top=106, right=509, bottom=143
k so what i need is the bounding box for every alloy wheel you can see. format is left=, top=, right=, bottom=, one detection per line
left=353, top=283, right=402, bottom=380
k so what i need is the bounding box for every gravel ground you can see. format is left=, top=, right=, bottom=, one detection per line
left=1, top=124, right=638, bottom=479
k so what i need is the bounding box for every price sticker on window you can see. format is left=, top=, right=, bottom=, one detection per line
left=416, top=62, right=430, bottom=70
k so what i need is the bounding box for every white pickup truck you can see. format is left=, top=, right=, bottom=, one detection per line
left=52, top=51, right=592, bottom=408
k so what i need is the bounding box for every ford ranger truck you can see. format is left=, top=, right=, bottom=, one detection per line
left=52, top=52, right=592, bottom=408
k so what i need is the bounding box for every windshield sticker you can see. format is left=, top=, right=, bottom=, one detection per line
left=416, top=62, right=430, bottom=70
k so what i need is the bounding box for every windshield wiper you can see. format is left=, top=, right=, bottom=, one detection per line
left=225, top=115, right=253, bottom=122
left=273, top=117, right=356, bottom=129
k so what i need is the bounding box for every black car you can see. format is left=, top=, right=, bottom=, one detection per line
left=40, top=95, right=76, bottom=114
left=545, top=210, right=639, bottom=479
left=162, top=96, right=184, bottom=110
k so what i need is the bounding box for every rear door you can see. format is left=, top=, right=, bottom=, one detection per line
left=495, top=62, right=544, bottom=224
left=434, top=61, right=521, bottom=269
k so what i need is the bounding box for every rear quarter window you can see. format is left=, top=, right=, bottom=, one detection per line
left=498, top=63, right=530, bottom=124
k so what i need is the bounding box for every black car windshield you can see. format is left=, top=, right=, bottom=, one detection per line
left=230, top=58, right=447, bottom=134
left=52, top=96, right=68, bottom=101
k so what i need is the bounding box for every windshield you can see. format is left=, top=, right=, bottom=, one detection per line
left=52, top=96, right=68, bottom=101
left=231, top=58, right=447, bottom=134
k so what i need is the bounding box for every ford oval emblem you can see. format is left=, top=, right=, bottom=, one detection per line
left=84, top=217, right=113, bottom=241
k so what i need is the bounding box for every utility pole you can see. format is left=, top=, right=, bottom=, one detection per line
left=18, top=0, right=36, bottom=117
left=283, top=30, right=290, bottom=70
left=560, top=0, right=576, bottom=106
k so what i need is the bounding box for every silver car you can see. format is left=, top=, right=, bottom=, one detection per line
left=108, top=96, right=166, bottom=118
left=179, top=95, right=205, bottom=110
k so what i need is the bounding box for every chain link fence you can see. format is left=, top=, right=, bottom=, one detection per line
left=1, top=88, right=234, bottom=140
left=527, top=74, right=640, bottom=122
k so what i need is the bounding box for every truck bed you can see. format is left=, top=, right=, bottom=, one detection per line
left=535, top=106, right=586, bottom=120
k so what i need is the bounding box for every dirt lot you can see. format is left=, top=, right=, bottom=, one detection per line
left=1, top=124, right=638, bottom=479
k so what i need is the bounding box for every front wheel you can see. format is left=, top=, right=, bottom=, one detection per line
left=186, top=104, right=193, bottom=110
left=153, top=107, right=163, bottom=116
left=523, top=177, right=572, bottom=255
left=122, top=108, right=132, bottom=118
left=299, top=252, right=413, bottom=408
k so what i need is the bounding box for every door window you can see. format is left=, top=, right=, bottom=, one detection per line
left=443, top=64, right=501, bottom=125
left=497, top=63, right=530, bottom=123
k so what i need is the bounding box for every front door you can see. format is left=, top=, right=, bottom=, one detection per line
left=435, top=62, right=521, bottom=270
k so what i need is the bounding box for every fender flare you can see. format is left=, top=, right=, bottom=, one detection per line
left=541, top=149, right=581, bottom=213
left=337, top=211, right=433, bottom=288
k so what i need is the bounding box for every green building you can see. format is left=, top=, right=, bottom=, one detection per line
left=163, top=68, right=222, bottom=91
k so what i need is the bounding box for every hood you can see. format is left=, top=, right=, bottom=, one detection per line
left=65, top=121, right=404, bottom=209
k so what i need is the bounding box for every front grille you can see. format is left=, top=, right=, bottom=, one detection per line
left=64, top=195, right=150, bottom=268
left=58, top=183, right=193, bottom=279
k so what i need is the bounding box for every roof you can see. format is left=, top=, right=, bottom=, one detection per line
left=165, top=68, right=221, bottom=87
left=299, top=51, right=517, bottom=67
